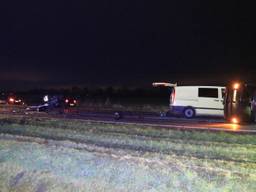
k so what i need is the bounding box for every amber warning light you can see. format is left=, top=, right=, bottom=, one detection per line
left=233, top=83, right=240, bottom=90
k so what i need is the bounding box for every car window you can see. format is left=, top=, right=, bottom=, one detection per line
left=198, top=88, right=218, bottom=98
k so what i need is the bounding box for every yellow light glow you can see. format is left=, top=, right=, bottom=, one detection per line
left=233, top=83, right=240, bottom=90
left=231, top=124, right=239, bottom=130
left=232, top=90, right=237, bottom=102
left=231, top=117, right=239, bottom=124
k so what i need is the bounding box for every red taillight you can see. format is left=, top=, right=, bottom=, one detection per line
left=9, top=97, right=15, bottom=103
left=65, top=99, right=69, bottom=103
left=74, top=100, right=77, bottom=104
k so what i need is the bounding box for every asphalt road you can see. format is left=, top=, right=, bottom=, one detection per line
left=1, top=104, right=256, bottom=133
left=64, top=111, right=256, bottom=133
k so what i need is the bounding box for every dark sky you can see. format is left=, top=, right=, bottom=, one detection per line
left=1, top=1, right=256, bottom=90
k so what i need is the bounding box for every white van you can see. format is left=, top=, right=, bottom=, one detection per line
left=153, top=83, right=225, bottom=118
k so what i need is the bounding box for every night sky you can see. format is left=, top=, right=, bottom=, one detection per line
left=2, top=1, right=256, bottom=90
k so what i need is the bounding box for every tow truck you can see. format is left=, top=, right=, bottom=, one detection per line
left=224, top=82, right=256, bottom=123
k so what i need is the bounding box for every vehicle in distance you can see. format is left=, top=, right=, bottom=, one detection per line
left=26, top=95, right=78, bottom=113
left=224, top=82, right=256, bottom=123
left=153, top=82, right=225, bottom=118
left=64, top=98, right=78, bottom=107
left=7, top=95, right=24, bottom=105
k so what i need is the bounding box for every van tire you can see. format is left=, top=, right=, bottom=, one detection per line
left=183, top=107, right=195, bottom=118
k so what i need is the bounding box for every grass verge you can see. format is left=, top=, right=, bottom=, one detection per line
left=0, top=114, right=256, bottom=191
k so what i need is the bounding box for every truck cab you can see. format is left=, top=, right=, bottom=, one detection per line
left=224, top=83, right=256, bottom=123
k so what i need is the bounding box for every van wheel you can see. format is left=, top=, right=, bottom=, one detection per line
left=183, top=108, right=195, bottom=118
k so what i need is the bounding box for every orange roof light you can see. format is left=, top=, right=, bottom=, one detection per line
left=233, top=83, right=240, bottom=90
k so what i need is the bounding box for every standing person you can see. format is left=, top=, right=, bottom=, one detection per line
left=249, top=90, right=256, bottom=122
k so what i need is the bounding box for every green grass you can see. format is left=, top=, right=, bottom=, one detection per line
left=0, top=114, right=256, bottom=191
